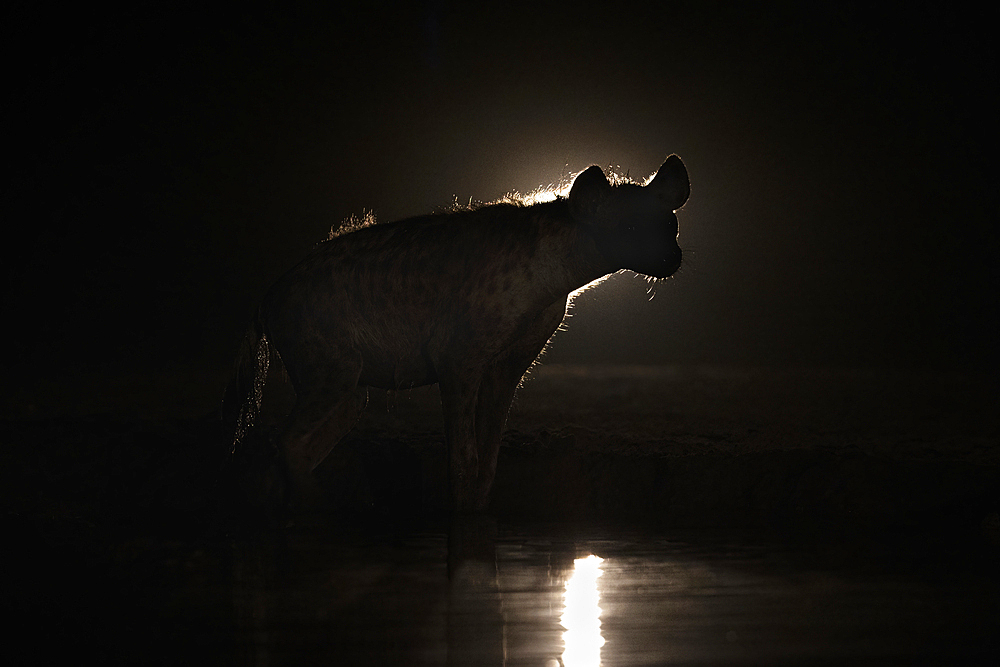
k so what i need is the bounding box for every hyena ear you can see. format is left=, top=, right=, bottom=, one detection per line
left=568, top=165, right=612, bottom=220
left=648, top=155, right=690, bottom=210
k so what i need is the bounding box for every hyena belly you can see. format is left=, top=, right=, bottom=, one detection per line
left=237, top=155, right=690, bottom=514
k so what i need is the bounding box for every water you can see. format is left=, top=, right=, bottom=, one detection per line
left=6, top=366, right=996, bottom=665
left=111, top=520, right=998, bottom=666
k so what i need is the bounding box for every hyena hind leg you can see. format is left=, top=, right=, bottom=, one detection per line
left=280, top=379, right=366, bottom=511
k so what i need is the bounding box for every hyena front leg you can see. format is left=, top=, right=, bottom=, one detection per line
left=473, top=301, right=566, bottom=511
left=472, top=362, right=525, bottom=512
left=439, top=364, right=484, bottom=514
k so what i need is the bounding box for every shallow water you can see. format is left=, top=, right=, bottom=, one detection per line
left=5, top=365, right=996, bottom=665
left=115, top=520, right=998, bottom=666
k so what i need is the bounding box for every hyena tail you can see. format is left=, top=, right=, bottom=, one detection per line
left=222, top=312, right=271, bottom=454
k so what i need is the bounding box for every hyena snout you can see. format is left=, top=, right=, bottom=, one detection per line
left=623, top=219, right=682, bottom=279
left=640, top=246, right=682, bottom=279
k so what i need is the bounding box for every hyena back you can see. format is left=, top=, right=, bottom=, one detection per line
left=228, top=155, right=689, bottom=513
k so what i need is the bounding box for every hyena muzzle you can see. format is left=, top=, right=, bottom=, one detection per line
left=225, top=155, right=690, bottom=514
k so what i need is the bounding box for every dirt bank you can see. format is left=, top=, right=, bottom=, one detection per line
left=3, top=365, right=995, bottom=545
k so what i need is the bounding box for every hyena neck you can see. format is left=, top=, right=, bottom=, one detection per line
left=532, top=198, right=616, bottom=297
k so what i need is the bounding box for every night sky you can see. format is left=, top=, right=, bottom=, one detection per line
left=7, top=2, right=997, bottom=390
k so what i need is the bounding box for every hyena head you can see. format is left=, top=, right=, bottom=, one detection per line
left=568, top=155, right=689, bottom=279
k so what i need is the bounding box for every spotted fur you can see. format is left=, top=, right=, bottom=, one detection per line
left=228, top=155, right=690, bottom=513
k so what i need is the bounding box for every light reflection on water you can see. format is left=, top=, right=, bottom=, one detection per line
left=561, top=555, right=605, bottom=667
left=150, top=523, right=999, bottom=666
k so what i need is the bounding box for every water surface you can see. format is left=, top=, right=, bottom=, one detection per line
left=146, top=521, right=998, bottom=665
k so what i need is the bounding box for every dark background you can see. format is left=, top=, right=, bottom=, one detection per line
left=6, top=1, right=997, bottom=410
left=5, top=9, right=997, bottom=663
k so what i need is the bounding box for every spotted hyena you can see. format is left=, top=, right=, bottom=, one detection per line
left=227, top=155, right=690, bottom=513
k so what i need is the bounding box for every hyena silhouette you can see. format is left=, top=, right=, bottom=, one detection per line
left=227, top=155, right=689, bottom=513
